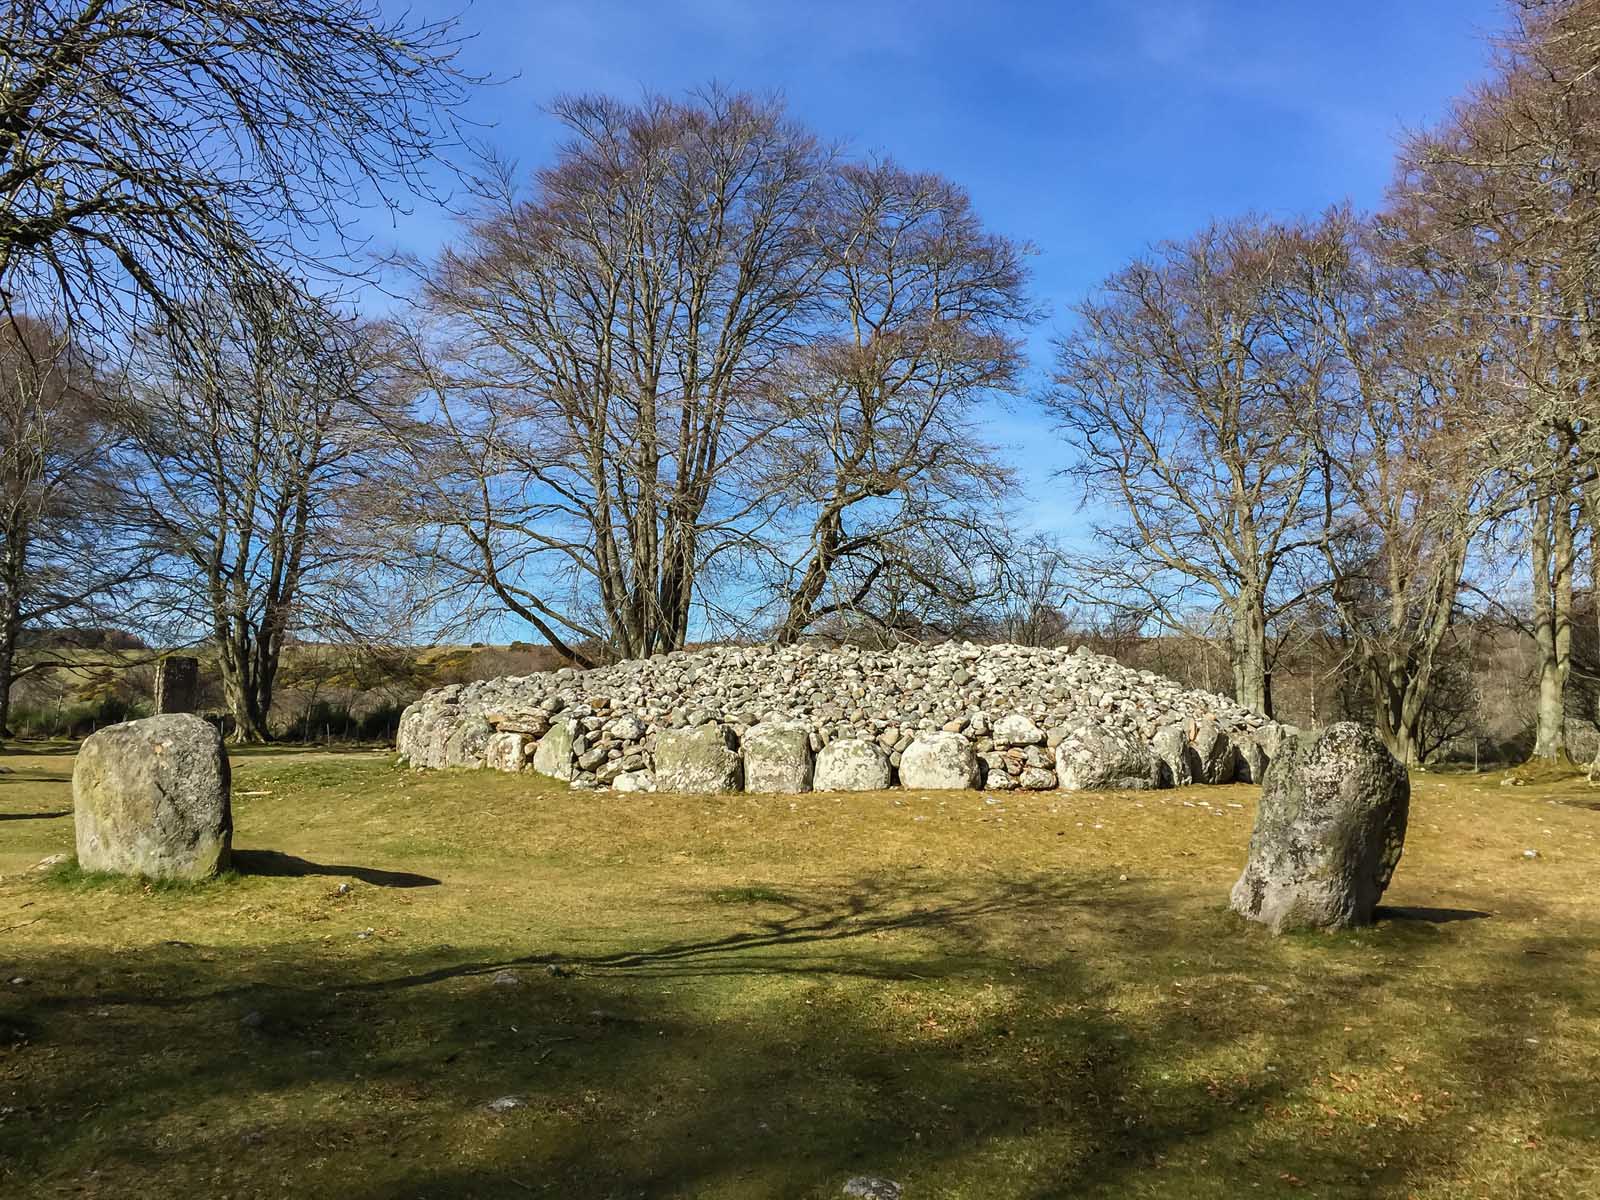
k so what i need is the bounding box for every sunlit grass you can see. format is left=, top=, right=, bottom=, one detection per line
left=1, top=746, right=1596, bottom=1198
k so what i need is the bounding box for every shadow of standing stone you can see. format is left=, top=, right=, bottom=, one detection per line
left=1230, top=722, right=1409, bottom=934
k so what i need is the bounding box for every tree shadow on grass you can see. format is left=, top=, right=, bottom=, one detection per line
left=0, top=873, right=1592, bottom=1199
left=229, top=848, right=440, bottom=888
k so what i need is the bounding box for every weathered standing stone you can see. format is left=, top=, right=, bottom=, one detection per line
left=813, top=738, right=892, bottom=792
left=153, top=655, right=201, bottom=714
left=73, top=714, right=232, bottom=881
left=742, top=722, right=814, bottom=793
left=654, top=724, right=743, bottom=793
left=1055, top=727, right=1161, bottom=791
left=1230, top=722, right=1410, bottom=934
left=898, top=731, right=979, bottom=790
left=1152, top=725, right=1197, bottom=788
left=1191, top=721, right=1237, bottom=785
left=483, top=731, right=531, bottom=773
left=1257, top=721, right=1298, bottom=760
left=531, top=720, right=577, bottom=781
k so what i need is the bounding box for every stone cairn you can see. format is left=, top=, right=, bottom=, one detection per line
left=398, top=642, right=1293, bottom=795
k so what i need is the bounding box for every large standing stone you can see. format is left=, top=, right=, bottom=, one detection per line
left=655, top=724, right=743, bottom=793
left=1055, top=726, right=1161, bottom=791
left=153, top=655, right=201, bottom=714
left=898, top=731, right=979, bottom=790
left=531, top=720, right=577, bottom=781
left=1230, top=722, right=1410, bottom=934
left=813, top=738, right=892, bottom=792
left=73, top=714, right=232, bottom=881
left=742, top=722, right=814, bottom=793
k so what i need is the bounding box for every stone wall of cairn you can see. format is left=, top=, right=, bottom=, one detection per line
left=398, top=642, right=1292, bottom=794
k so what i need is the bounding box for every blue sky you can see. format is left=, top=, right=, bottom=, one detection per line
left=385, top=0, right=1508, bottom=526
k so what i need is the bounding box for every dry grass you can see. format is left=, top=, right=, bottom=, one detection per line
left=1, top=746, right=1597, bottom=1198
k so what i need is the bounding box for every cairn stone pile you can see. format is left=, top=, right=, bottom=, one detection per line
left=398, top=641, right=1288, bottom=795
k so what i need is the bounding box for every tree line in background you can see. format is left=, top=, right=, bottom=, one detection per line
left=3, top=0, right=1600, bottom=767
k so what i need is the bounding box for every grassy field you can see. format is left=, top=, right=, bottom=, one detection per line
left=1, top=745, right=1597, bottom=1199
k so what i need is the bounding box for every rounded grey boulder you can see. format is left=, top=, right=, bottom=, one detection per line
left=898, top=731, right=979, bottom=790
left=73, top=714, right=232, bottom=881
left=813, top=738, right=892, bottom=791
left=1230, top=722, right=1409, bottom=934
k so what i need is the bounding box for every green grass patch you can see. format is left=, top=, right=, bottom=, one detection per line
left=1, top=749, right=1597, bottom=1198
left=38, top=857, right=243, bottom=893
left=708, top=884, right=799, bottom=905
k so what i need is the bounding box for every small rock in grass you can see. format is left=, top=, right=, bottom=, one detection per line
left=1523, top=848, right=1540, bottom=859
left=240, top=1010, right=265, bottom=1029
left=485, top=1096, right=526, bottom=1113
left=491, top=969, right=521, bottom=988
left=844, top=1178, right=902, bottom=1200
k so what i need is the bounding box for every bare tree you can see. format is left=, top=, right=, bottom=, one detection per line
left=986, top=534, right=1073, bottom=648
left=1279, top=212, right=1510, bottom=765
left=0, top=0, right=469, bottom=341
left=0, top=316, right=150, bottom=737
left=1044, top=217, right=1335, bottom=716
left=407, top=89, right=829, bottom=664
left=119, top=291, right=411, bottom=741
left=765, top=161, right=1032, bottom=642
left=1396, top=0, right=1600, bottom=760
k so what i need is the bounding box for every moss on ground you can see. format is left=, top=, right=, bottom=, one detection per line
left=0, top=748, right=1596, bottom=1198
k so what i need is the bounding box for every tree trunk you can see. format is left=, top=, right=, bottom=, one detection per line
left=222, top=671, right=272, bottom=744
left=0, top=602, right=18, bottom=742
left=776, top=505, right=845, bottom=644
left=0, top=504, right=30, bottom=742
left=1229, top=592, right=1272, bottom=717
left=1531, top=480, right=1574, bottom=761
left=215, top=624, right=272, bottom=744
